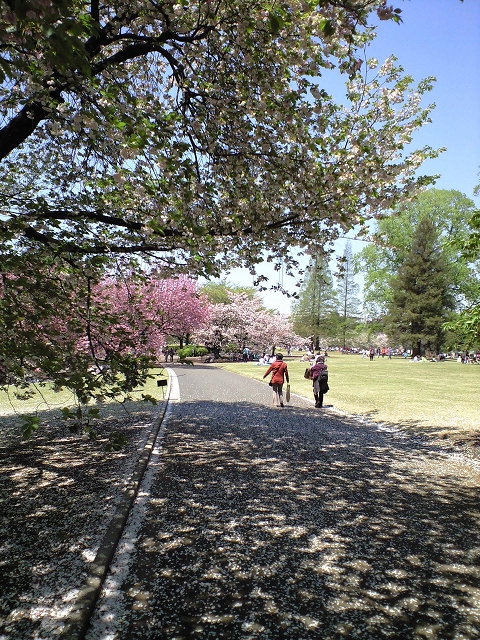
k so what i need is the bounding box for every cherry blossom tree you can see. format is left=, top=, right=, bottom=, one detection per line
left=0, top=255, right=154, bottom=409
left=89, top=273, right=211, bottom=362
left=0, top=263, right=210, bottom=437
left=195, top=292, right=301, bottom=356
left=0, top=0, right=441, bottom=413
left=143, top=275, right=211, bottom=348
left=259, top=311, right=304, bottom=355
left=194, top=293, right=249, bottom=357
left=0, top=1, right=437, bottom=280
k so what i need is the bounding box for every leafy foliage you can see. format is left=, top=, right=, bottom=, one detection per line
left=176, top=346, right=208, bottom=359
left=61, top=405, right=100, bottom=439
left=444, top=307, right=480, bottom=350
left=21, top=414, right=40, bottom=440
left=356, top=189, right=478, bottom=318
left=141, top=393, right=159, bottom=405
left=444, top=182, right=480, bottom=348
left=201, top=281, right=257, bottom=305
left=105, top=431, right=129, bottom=452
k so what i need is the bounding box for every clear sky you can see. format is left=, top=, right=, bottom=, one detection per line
left=214, top=0, right=480, bottom=313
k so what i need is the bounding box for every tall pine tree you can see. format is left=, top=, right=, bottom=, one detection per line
left=355, top=189, right=477, bottom=320
left=336, top=241, right=361, bottom=349
left=386, top=215, right=454, bottom=356
left=291, top=255, right=338, bottom=348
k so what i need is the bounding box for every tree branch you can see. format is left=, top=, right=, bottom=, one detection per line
left=0, top=101, right=52, bottom=161
left=34, top=209, right=145, bottom=231
left=22, top=223, right=178, bottom=255
left=90, top=0, right=100, bottom=24
left=0, top=11, right=212, bottom=159
left=91, top=41, right=185, bottom=77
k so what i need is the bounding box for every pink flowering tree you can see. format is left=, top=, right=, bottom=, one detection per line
left=142, top=276, right=211, bottom=349
left=0, top=265, right=211, bottom=438
left=93, top=275, right=211, bottom=357
left=194, top=292, right=301, bottom=356
left=0, top=260, right=157, bottom=442
left=89, top=278, right=165, bottom=362
left=194, top=293, right=249, bottom=357
left=258, top=312, right=304, bottom=355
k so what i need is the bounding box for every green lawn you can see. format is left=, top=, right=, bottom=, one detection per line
left=0, top=367, right=168, bottom=419
left=217, top=355, right=480, bottom=444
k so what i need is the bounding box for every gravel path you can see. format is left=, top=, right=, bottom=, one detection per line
left=87, top=366, right=480, bottom=640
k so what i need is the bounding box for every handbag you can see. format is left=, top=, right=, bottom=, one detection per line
left=304, top=367, right=312, bottom=380
left=285, top=384, right=291, bottom=402
left=268, top=381, right=273, bottom=386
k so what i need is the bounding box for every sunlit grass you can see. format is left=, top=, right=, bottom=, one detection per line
left=0, top=367, right=168, bottom=418
left=216, top=355, right=480, bottom=442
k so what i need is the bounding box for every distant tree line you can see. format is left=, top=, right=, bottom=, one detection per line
left=291, top=189, right=480, bottom=356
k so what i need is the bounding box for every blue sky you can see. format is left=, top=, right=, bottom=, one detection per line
left=218, top=0, right=480, bottom=313
left=368, top=0, right=479, bottom=199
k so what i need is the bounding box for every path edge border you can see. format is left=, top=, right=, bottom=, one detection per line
left=58, top=370, right=172, bottom=640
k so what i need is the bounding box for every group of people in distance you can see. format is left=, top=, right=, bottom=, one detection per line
left=262, top=352, right=329, bottom=409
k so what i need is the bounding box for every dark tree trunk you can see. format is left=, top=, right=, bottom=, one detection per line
left=0, top=95, right=61, bottom=160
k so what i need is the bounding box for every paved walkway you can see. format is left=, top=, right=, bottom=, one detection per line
left=86, top=366, right=480, bottom=640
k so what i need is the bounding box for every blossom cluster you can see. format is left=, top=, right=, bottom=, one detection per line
left=0, top=0, right=437, bottom=282
left=194, top=292, right=302, bottom=354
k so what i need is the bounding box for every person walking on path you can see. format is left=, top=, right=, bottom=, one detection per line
left=263, top=352, right=289, bottom=407
left=311, top=355, right=328, bottom=408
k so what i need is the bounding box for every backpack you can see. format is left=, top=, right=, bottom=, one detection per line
left=319, top=370, right=329, bottom=393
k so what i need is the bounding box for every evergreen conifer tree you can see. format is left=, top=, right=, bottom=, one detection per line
left=291, top=255, right=338, bottom=348
left=386, top=215, right=454, bottom=355
left=355, top=189, right=477, bottom=319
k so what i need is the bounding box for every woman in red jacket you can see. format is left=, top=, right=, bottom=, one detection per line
left=263, top=353, right=289, bottom=407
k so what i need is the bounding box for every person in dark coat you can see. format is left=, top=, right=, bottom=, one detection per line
left=310, top=355, right=328, bottom=408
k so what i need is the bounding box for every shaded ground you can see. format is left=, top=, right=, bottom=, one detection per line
left=0, top=397, right=165, bottom=640
left=348, top=411, right=480, bottom=461
left=87, top=368, right=480, bottom=640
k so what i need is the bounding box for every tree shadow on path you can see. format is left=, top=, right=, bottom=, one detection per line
left=92, top=400, right=480, bottom=640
